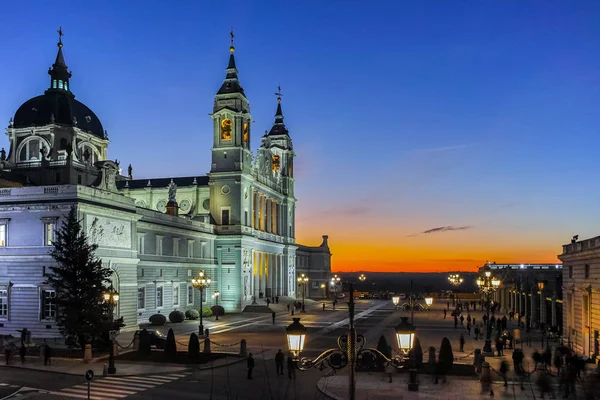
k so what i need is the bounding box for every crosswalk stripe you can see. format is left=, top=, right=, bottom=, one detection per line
left=166, top=373, right=187, bottom=378
left=73, top=384, right=138, bottom=395
left=129, top=376, right=173, bottom=383
left=108, top=376, right=164, bottom=385
left=102, top=377, right=155, bottom=388
left=54, top=388, right=118, bottom=400
left=148, top=375, right=179, bottom=381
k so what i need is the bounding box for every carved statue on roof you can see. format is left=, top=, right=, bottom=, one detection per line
left=168, top=180, right=177, bottom=203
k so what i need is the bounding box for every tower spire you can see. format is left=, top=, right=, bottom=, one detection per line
left=268, top=84, right=289, bottom=136
left=48, top=26, right=72, bottom=93
left=216, top=30, right=245, bottom=97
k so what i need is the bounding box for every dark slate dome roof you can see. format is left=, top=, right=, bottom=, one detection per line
left=13, top=90, right=105, bottom=139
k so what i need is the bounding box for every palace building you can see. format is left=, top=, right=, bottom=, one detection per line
left=0, top=31, right=331, bottom=338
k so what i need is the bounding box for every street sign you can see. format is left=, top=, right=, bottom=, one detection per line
left=85, top=369, right=94, bottom=381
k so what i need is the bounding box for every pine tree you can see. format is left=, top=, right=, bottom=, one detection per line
left=45, top=205, right=114, bottom=349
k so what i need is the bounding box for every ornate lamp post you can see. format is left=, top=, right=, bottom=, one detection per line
left=297, top=273, right=309, bottom=312
left=331, top=274, right=341, bottom=299
left=320, top=283, right=326, bottom=299
left=476, top=265, right=501, bottom=354
left=212, top=290, right=220, bottom=320
left=392, top=295, right=400, bottom=310
left=448, top=273, right=464, bottom=305
left=192, top=270, right=211, bottom=335
left=102, top=285, right=120, bottom=375
left=286, top=284, right=416, bottom=400
left=424, top=295, right=433, bottom=309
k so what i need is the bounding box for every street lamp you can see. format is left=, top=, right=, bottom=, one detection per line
left=102, top=284, right=120, bottom=375
left=297, top=273, right=309, bottom=312
left=392, top=295, right=400, bottom=310
left=476, top=265, right=501, bottom=354
left=192, top=270, right=211, bottom=335
left=286, top=284, right=416, bottom=400
left=448, top=273, right=464, bottom=305
left=331, top=275, right=341, bottom=299
left=212, top=290, right=220, bottom=320
left=320, top=283, right=326, bottom=299
left=424, top=296, right=433, bottom=309
left=358, top=274, right=366, bottom=282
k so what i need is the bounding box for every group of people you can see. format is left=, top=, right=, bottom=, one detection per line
left=246, top=349, right=296, bottom=380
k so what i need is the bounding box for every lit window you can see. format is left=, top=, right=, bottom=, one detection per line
left=64, top=82, right=68, bottom=91
left=44, top=221, right=56, bottom=246
left=156, top=286, right=163, bottom=308
left=173, top=285, right=179, bottom=306
left=187, top=285, right=194, bottom=305
left=58, top=80, right=63, bottom=89
left=137, top=287, right=146, bottom=310
left=0, top=289, right=8, bottom=318
left=41, top=290, right=56, bottom=319
left=52, top=80, right=57, bottom=89
left=0, top=224, right=6, bottom=247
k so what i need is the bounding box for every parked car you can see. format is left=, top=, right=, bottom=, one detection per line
left=134, top=329, right=167, bottom=349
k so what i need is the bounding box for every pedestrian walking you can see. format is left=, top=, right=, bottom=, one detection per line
left=474, top=325, right=480, bottom=340
left=276, top=296, right=279, bottom=304
left=19, top=345, right=26, bottom=364
left=512, top=349, right=526, bottom=390
left=499, top=360, right=509, bottom=386
left=287, top=354, right=296, bottom=379
left=385, top=361, right=394, bottom=383
left=322, top=303, right=326, bottom=311
left=536, top=372, right=552, bottom=399
left=459, top=334, right=465, bottom=352
left=4, top=345, right=11, bottom=365
left=275, top=349, right=285, bottom=375
left=287, top=303, right=290, bottom=312
left=272, top=311, right=276, bottom=324
left=460, top=315, right=464, bottom=326
left=443, top=309, right=447, bottom=319
left=247, top=353, right=255, bottom=379
left=467, top=321, right=471, bottom=336
left=43, top=341, right=52, bottom=366
left=266, top=298, right=271, bottom=306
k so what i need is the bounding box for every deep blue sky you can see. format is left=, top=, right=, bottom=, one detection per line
left=1, top=1, right=599, bottom=271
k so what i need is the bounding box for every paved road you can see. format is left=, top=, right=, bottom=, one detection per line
left=0, top=368, right=82, bottom=398
left=2, top=299, right=553, bottom=399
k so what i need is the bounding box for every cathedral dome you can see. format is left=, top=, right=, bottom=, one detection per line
left=13, top=91, right=105, bottom=139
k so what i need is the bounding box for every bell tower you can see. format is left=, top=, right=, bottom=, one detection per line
left=210, top=31, right=253, bottom=174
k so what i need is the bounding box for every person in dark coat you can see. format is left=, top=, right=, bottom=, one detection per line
left=275, top=349, right=285, bottom=375
left=499, top=360, right=509, bottom=386
left=247, top=353, right=255, bottom=379
left=287, top=354, right=296, bottom=379
left=272, top=311, right=276, bottom=324
left=43, top=341, right=52, bottom=366
left=459, top=334, right=465, bottom=352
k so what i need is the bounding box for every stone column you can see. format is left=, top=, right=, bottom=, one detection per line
left=273, top=254, right=278, bottom=296
left=262, top=195, right=267, bottom=232
left=530, top=289, right=536, bottom=323
left=253, top=191, right=258, bottom=229
left=272, top=199, right=277, bottom=234
left=539, top=290, right=546, bottom=324
left=266, top=197, right=271, bottom=233
left=253, top=251, right=259, bottom=300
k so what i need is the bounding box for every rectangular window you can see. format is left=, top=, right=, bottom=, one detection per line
left=187, top=269, right=192, bottom=277
left=42, top=290, right=56, bottom=319
left=0, top=289, right=8, bottom=319
left=222, top=209, right=230, bottom=225
left=187, top=285, right=194, bottom=305
left=245, top=210, right=248, bottom=226
left=156, top=236, right=163, bottom=256
left=138, top=234, right=145, bottom=255
left=0, top=224, right=6, bottom=247
left=44, top=222, right=56, bottom=246
left=156, top=286, right=163, bottom=308
left=173, top=284, right=179, bottom=306
left=569, top=266, right=573, bottom=279
left=187, top=240, right=194, bottom=258
left=137, top=287, right=146, bottom=310
left=173, top=238, right=180, bottom=257
left=585, top=264, right=590, bottom=279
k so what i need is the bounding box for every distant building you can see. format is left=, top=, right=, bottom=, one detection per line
left=559, top=236, right=600, bottom=360
left=296, top=236, right=331, bottom=299
left=0, top=31, right=331, bottom=338
left=479, top=263, right=563, bottom=329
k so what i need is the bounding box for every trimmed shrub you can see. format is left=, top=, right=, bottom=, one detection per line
left=375, top=335, right=392, bottom=372
left=149, top=314, right=167, bottom=326
left=185, top=309, right=199, bottom=320
left=138, top=329, right=151, bottom=356
left=413, top=337, right=423, bottom=367
left=201, top=307, right=213, bottom=317
left=169, top=310, right=185, bottom=323
left=188, top=333, right=200, bottom=359
left=210, top=305, right=225, bottom=316
left=438, top=337, right=454, bottom=373
left=164, top=328, right=177, bottom=360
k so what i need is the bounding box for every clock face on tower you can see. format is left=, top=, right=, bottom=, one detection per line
left=221, top=118, right=232, bottom=140
left=243, top=122, right=249, bottom=143
left=272, top=155, right=281, bottom=172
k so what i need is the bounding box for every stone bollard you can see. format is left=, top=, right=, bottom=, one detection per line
left=203, top=337, right=211, bottom=354
left=113, top=342, right=119, bottom=357
left=428, top=347, right=436, bottom=365
left=480, top=362, right=493, bottom=395
left=133, top=333, right=139, bottom=351
left=83, top=344, right=93, bottom=363
left=240, top=339, right=247, bottom=357
left=103, top=363, right=108, bottom=376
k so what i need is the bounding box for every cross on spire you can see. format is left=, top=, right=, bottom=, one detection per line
left=275, top=84, right=283, bottom=103
left=57, top=26, right=64, bottom=46
left=229, top=30, right=235, bottom=53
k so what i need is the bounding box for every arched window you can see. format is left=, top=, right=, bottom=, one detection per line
left=58, top=81, right=63, bottom=89
left=77, top=143, right=99, bottom=165
left=52, top=80, right=57, bottom=89
left=17, top=138, right=50, bottom=162
left=64, top=82, right=68, bottom=91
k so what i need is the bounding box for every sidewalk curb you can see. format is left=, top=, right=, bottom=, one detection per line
left=0, top=363, right=187, bottom=377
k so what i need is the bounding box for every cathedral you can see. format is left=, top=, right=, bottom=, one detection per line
left=0, top=30, right=331, bottom=338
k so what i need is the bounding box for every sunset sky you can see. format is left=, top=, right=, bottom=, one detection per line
left=1, top=2, right=599, bottom=273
